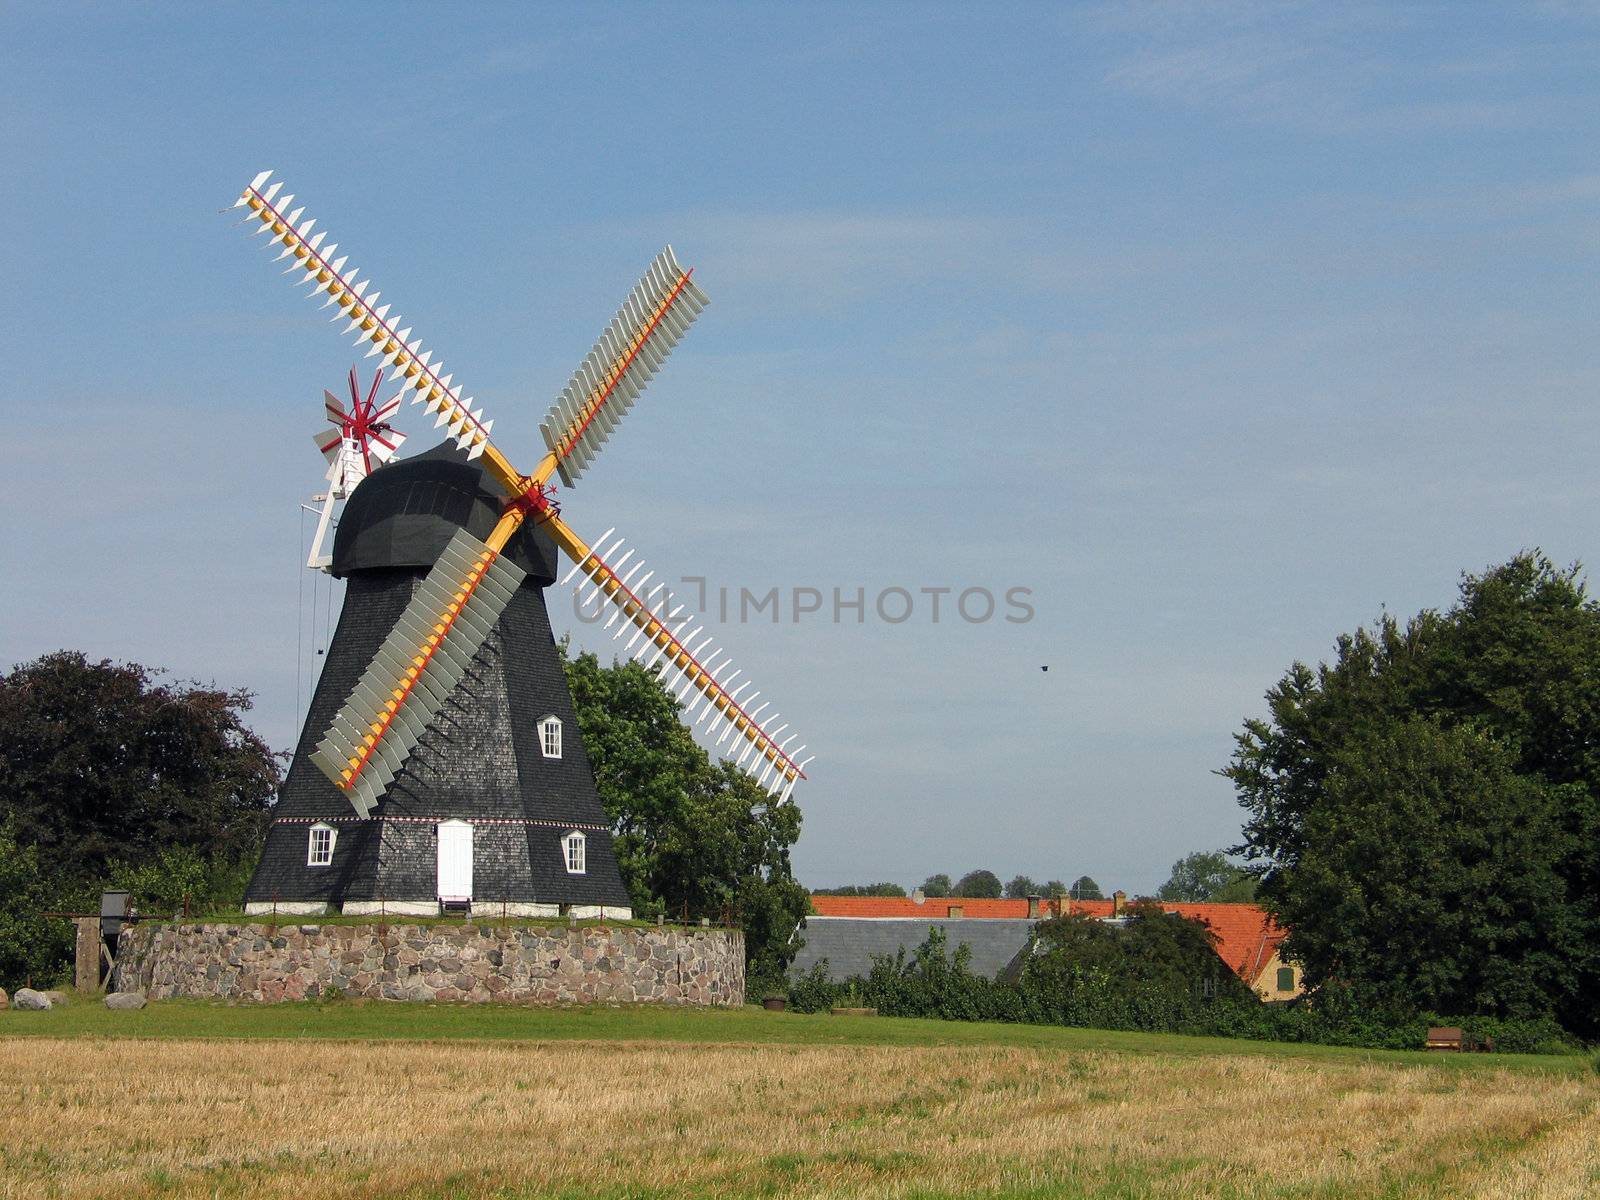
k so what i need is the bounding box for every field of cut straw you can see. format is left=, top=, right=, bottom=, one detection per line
left=2, top=1018, right=1597, bottom=1200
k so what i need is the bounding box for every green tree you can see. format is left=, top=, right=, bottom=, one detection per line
left=1043, top=879, right=1068, bottom=897
left=953, top=869, right=1003, bottom=899
left=1003, top=874, right=1040, bottom=899
left=1025, top=903, right=1252, bottom=1004
left=0, top=653, right=279, bottom=889
left=1226, top=553, right=1600, bottom=1036
left=109, top=845, right=257, bottom=917
left=0, top=825, right=70, bottom=989
left=813, top=883, right=907, bottom=897
left=562, top=643, right=808, bottom=987
left=1205, top=874, right=1259, bottom=903
left=1156, top=850, right=1251, bottom=902
left=920, top=873, right=952, bottom=898
left=1069, top=876, right=1103, bottom=900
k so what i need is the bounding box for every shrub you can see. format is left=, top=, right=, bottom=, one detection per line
left=788, top=920, right=1588, bottom=1055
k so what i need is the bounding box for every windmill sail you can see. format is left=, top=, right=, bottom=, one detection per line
left=308, top=529, right=528, bottom=816
left=234, top=171, right=502, bottom=469
left=542, top=513, right=810, bottom=800
left=538, top=247, right=710, bottom=488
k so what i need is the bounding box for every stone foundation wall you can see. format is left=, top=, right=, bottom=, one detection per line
left=114, top=921, right=744, bottom=1006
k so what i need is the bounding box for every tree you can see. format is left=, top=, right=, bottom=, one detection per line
left=1156, top=850, right=1251, bottom=902
left=110, top=845, right=258, bottom=917
left=813, top=883, right=907, bottom=897
left=1003, top=874, right=1040, bottom=899
left=0, top=652, right=279, bottom=893
left=1226, top=553, right=1600, bottom=1036
left=952, top=869, right=1003, bottom=899
left=0, top=825, right=70, bottom=989
left=1025, top=902, right=1252, bottom=1004
left=1205, top=874, right=1258, bottom=903
left=562, top=643, right=809, bottom=989
left=1069, top=876, right=1103, bottom=900
left=920, top=873, right=952, bottom=898
left=1043, top=879, right=1068, bottom=897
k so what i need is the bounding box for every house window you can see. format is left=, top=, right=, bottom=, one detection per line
left=307, top=823, right=336, bottom=867
left=1276, top=966, right=1295, bottom=992
left=538, top=715, right=562, bottom=759
left=563, top=831, right=586, bottom=874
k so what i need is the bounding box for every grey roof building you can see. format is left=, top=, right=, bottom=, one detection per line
left=789, top=917, right=1039, bottom=981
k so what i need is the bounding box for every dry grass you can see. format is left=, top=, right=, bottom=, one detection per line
left=1, top=1037, right=1596, bottom=1199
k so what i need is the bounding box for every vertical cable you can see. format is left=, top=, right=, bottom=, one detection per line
left=296, top=505, right=305, bottom=732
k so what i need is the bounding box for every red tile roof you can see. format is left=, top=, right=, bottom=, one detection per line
left=809, top=896, right=1033, bottom=919
left=805, top=895, right=1286, bottom=984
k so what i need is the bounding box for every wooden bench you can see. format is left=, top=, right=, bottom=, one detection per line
left=1425, top=1026, right=1491, bottom=1052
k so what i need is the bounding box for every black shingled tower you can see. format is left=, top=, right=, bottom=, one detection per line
left=244, top=443, right=632, bottom=916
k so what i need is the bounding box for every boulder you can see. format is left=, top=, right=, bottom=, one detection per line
left=12, top=988, right=51, bottom=1011
left=0, top=987, right=8, bottom=1009
left=104, top=992, right=147, bottom=1011
left=43, top=990, right=69, bottom=1008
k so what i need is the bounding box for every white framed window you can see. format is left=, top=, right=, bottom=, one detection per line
left=307, top=823, right=336, bottom=867
left=563, top=830, right=586, bottom=874
left=538, top=714, right=563, bottom=759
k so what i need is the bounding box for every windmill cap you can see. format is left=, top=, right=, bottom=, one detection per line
left=331, top=441, right=559, bottom=583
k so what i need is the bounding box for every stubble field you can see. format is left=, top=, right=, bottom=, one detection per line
left=1, top=1008, right=1596, bottom=1200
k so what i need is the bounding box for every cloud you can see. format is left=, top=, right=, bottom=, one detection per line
left=1083, top=1, right=1573, bottom=135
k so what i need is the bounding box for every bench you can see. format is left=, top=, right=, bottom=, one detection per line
left=1425, top=1026, right=1492, bottom=1052
left=1425, top=1026, right=1466, bottom=1051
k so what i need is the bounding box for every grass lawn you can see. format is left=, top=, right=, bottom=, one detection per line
left=3, top=1000, right=1597, bottom=1199
left=0, top=997, right=1588, bottom=1074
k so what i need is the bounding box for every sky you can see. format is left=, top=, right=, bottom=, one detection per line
left=3, top=3, right=1599, bottom=896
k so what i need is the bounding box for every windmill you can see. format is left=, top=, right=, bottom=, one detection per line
left=306, top=366, right=406, bottom=570
left=231, top=171, right=810, bottom=917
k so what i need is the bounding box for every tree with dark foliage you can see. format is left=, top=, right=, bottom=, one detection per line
left=0, top=652, right=279, bottom=887
left=1226, top=554, right=1600, bottom=1037
left=920, top=873, right=953, bottom=897
left=1026, top=903, right=1253, bottom=1004
left=0, top=652, right=281, bottom=987
left=952, top=868, right=1003, bottom=899
left=1069, top=875, right=1103, bottom=900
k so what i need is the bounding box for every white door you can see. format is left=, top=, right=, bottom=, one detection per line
left=436, top=820, right=474, bottom=900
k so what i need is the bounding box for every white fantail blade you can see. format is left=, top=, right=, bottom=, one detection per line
left=314, top=429, right=343, bottom=463
left=308, top=529, right=527, bottom=816
left=367, top=427, right=406, bottom=463
left=540, top=246, right=710, bottom=488
left=230, top=172, right=499, bottom=461
left=549, top=515, right=808, bottom=797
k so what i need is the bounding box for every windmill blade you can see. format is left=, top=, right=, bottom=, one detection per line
left=307, top=528, right=527, bottom=816
left=538, top=247, right=710, bottom=488
left=232, top=171, right=506, bottom=474
left=542, top=511, right=806, bottom=798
